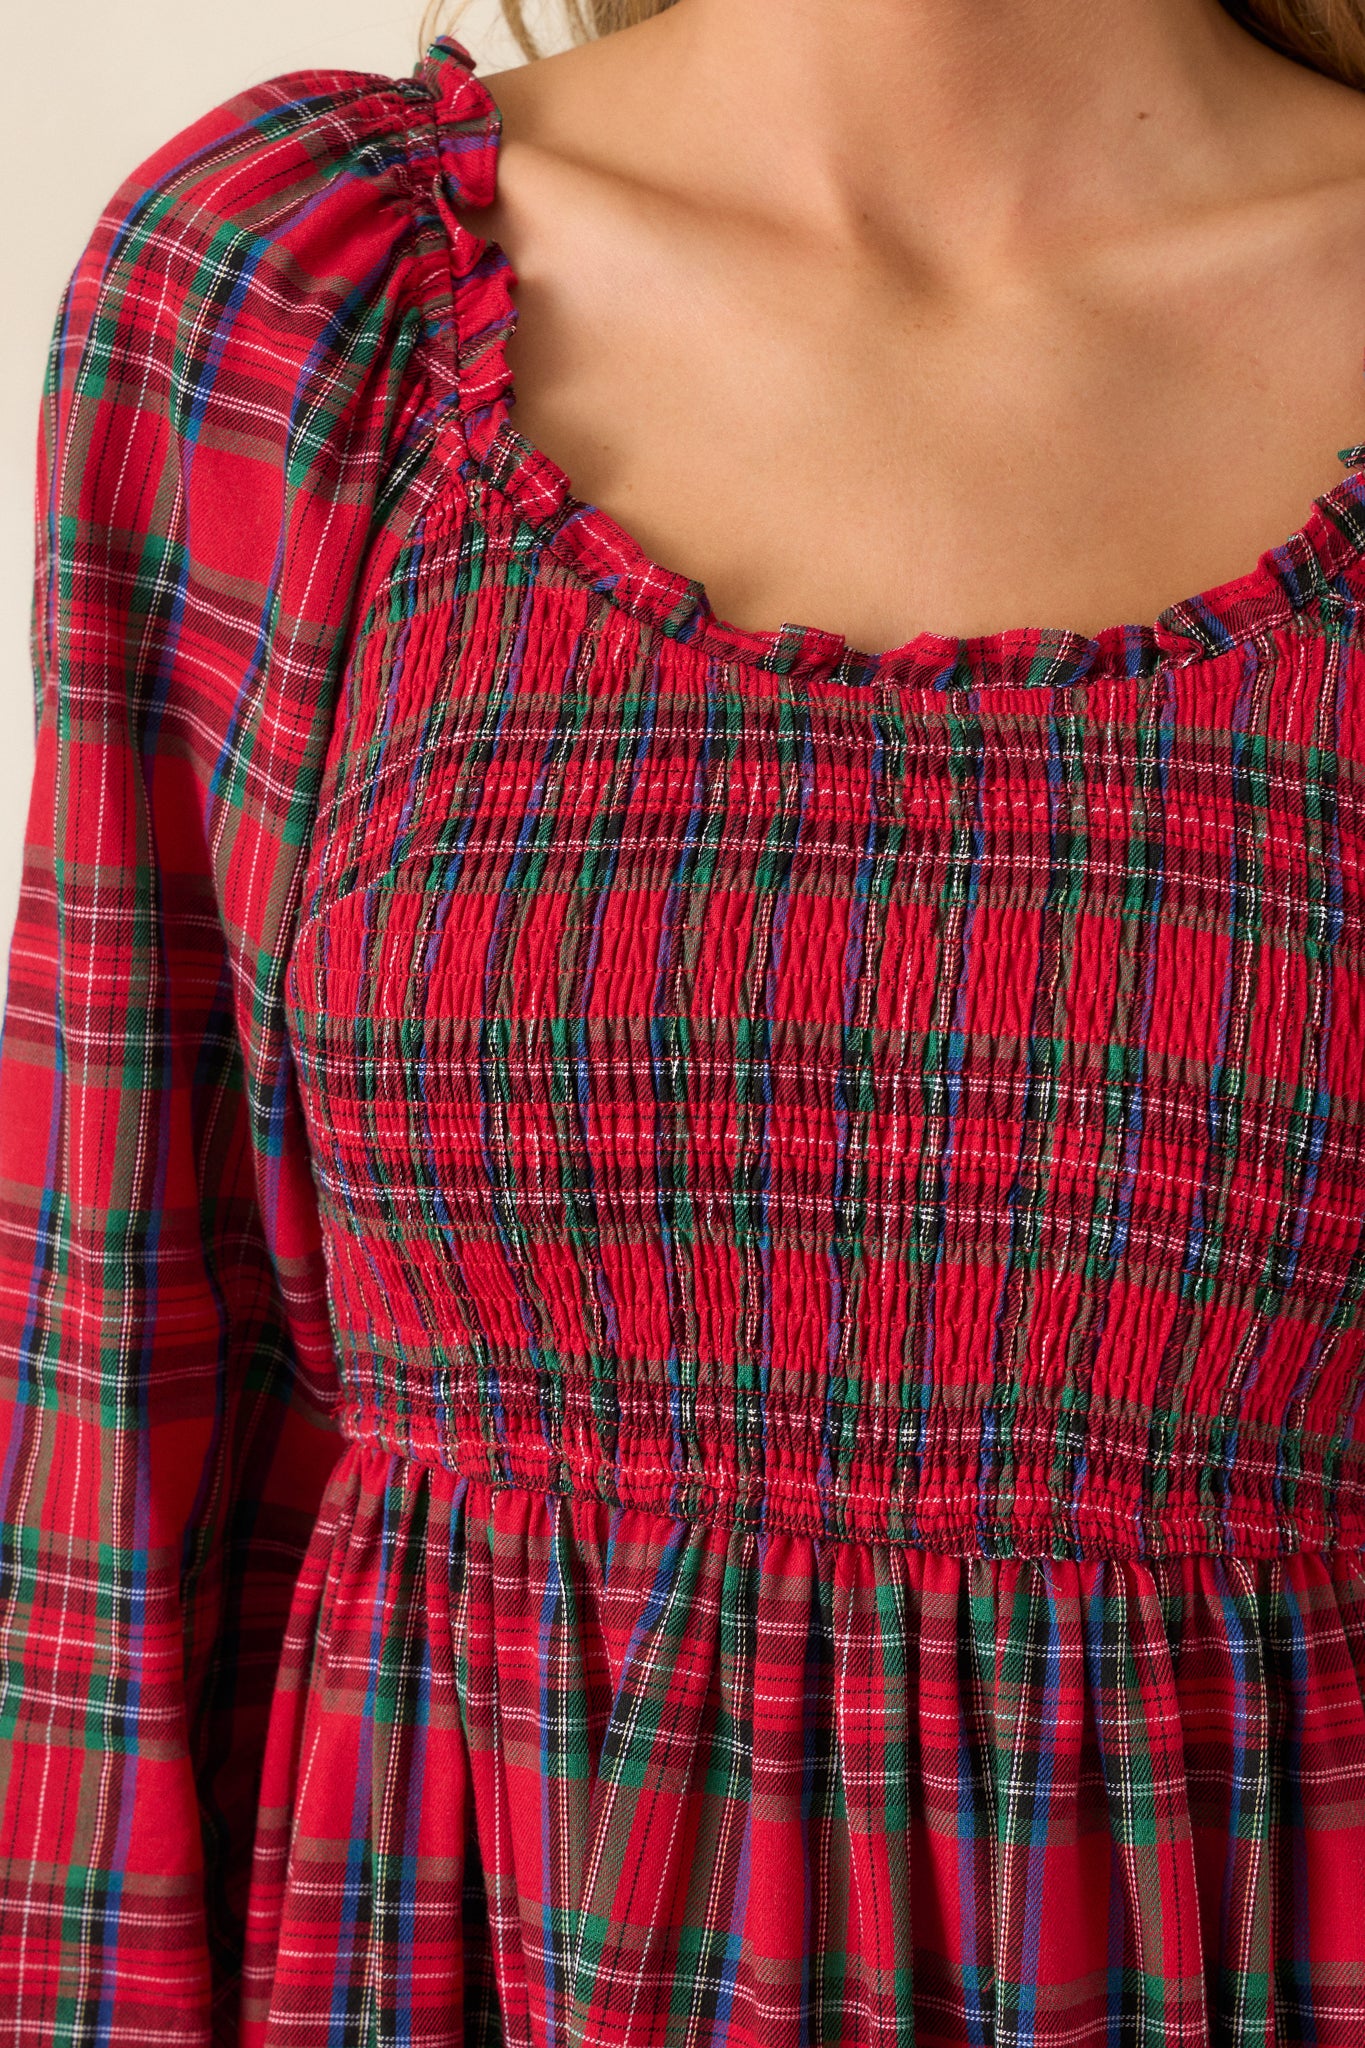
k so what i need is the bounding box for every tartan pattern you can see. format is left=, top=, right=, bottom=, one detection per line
left=2, top=28, right=1365, bottom=2046
left=244, top=1452, right=1365, bottom=2048
left=0, top=40, right=476, bottom=2045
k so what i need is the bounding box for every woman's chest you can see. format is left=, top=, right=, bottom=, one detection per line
left=281, top=508, right=1365, bottom=1371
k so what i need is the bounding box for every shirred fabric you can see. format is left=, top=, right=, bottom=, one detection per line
left=5, top=31, right=1365, bottom=2048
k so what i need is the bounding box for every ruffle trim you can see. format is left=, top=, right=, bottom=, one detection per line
left=413, top=34, right=1365, bottom=695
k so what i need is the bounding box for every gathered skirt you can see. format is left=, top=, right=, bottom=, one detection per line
left=239, top=1440, right=1365, bottom=2048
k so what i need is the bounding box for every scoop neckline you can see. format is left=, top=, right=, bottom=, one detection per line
left=416, top=33, right=1365, bottom=695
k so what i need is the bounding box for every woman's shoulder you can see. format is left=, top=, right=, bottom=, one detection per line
left=30, top=42, right=501, bottom=839
left=55, top=39, right=496, bottom=378
left=37, top=40, right=501, bottom=615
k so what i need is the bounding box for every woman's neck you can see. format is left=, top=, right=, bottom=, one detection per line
left=584, top=0, right=1349, bottom=266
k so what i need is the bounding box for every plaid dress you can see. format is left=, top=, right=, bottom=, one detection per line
left=4, top=30, right=1365, bottom=2047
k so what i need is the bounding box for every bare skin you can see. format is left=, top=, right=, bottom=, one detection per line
left=453, top=0, right=1365, bottom=651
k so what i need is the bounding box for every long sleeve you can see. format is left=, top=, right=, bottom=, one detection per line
left=0, top=48, right=471, bottom=2043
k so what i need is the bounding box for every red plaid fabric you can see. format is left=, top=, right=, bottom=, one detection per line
left=4, top=32, right=1365, bottom=2047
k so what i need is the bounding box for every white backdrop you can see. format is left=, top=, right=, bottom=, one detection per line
left=0, top=0, right=532, bottom=980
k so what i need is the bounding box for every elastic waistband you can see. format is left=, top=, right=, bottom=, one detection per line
left=334, top=1373, right=1365, bottom=1560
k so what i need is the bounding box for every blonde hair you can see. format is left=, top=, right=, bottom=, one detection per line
left=422, top=0, right=1365, bottom=88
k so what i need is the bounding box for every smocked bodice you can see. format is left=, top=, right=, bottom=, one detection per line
left=285, top=464, right=1365, bottom=1559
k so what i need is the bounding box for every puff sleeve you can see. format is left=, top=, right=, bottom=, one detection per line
left=0, top=45, right=472, bottom=2042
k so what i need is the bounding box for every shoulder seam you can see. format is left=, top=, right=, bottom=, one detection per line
left=386, top=74, right=475, bottom=469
